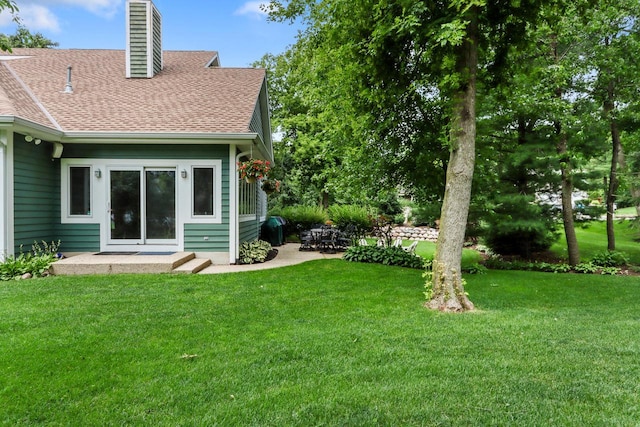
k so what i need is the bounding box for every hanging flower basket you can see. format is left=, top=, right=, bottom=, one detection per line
left=261, top=179, right=281, bottom=195
left=237, top=158, right=271, bottom=182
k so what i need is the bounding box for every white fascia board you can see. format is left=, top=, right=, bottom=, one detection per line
left=7, top=117, right=64, bottom=140
left=60, top=132, right=260, bottom=144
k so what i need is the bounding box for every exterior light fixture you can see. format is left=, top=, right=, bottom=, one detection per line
left=25, top=135, right=33, bottom=142
left=34, top=139, right=41, bottom=145
left=181, top=169, right=187, bottom=178
left=95, top=169, right=102, bottom=178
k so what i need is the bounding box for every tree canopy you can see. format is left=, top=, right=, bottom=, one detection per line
left=1, top=26, right=59, bottom=49
left=0, top=0, right=19, bottom=52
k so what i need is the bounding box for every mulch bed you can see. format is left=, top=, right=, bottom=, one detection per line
left=264, top=249, right=279, bottom=263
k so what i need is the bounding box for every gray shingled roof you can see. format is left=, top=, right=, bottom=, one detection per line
left=0, top=48, right=267, bottom=135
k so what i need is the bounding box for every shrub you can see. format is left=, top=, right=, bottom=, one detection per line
left=410, top=202, right=442, bottom=227
left=270, top=205, right=328, bottom=237
left=0, top=240, right=60, bottom=281
left=328, top=205, right=374, bottom=236
left=482, top=195, right=559, bottom=258
left=343, top=246, right=425, bottom=269
left=238, top=240, right=272, bottom=265
left=573, top=262, right=600, bottom=274
left=590, top=250, right=629, bottom=267
left=374, top=192, right=404, bottom=218
left=462, top=263, right=488, bottom=274
left=484, top=256, right=622, bottom=275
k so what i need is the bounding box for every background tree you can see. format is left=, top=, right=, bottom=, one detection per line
left=0, top=0, right=18, bottom=52
left=267, top=0, right=564, bottom=312
left=581, top=0, right=640, bottom=250
left=2, top=26, right=58, bottom=48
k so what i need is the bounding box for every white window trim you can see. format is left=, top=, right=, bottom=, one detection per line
left=61, top=161, right=95, bottom=224
left=61, top=159, right=223, bottom=230
left=189, top=162, right=222, bottom=223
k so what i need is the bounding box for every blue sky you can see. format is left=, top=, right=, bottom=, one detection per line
left=0, top=1, right=302, bottom=67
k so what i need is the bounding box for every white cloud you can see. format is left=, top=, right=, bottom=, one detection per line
left=17, top=4, right=60, bottom=32
left=16, top=0, right=123, bottom=19
left=234, top=1, right=268, bottom=19
left=0, top=10, right=16, bottom=27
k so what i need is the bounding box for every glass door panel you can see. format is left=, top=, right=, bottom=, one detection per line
left=110, top=170, right=142, bottom=241
left=145, top=170, right=176, bottom=241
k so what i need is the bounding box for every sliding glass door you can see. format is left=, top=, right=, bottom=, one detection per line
left=108, top=167, right=176, bottom=245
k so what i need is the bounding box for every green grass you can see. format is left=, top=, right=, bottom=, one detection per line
left=551, top=219, right=640, bottom=264
left=366, top=239, right=482, bottom=267
left=615, top=206, right=637, bottom=216
left=412, top=240, right=482, bottom=267
left=2, top=262, right=640, bottom=425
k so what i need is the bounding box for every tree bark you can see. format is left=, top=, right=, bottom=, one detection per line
left=604, top=78, right=621, bottom=251
left=556, top=127, right=580, bottom=265
left=550, top=34, right=580, bottom=266
left=426, top=11, right=477, bottom=313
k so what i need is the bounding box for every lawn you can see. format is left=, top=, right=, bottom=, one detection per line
left=551, top=219, right=640, bottom=264
left=1, top=262, right=639, bottom=425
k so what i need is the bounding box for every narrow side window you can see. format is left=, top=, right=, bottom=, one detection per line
left=69, top=166, right=91, bottom=216
left=193, top=167, right=214, bottom=216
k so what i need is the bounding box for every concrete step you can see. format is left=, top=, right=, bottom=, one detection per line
left=51, top=252, right=196, bottom=275
left=172, top=258, right=212, bottom=274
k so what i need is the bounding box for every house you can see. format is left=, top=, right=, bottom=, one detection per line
left=0, top=0, right=273, bottom=265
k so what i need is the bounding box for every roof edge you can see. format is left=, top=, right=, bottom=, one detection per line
left=61, top=131, right=260, bottom=144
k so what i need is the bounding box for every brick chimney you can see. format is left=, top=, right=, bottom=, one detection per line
left=126, top=0, right=163, bottom=78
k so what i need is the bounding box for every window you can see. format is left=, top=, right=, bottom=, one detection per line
left=69, top=166, right=91, bottom=216
left=187, top=161, right=222, bottom=223
left=192, top=167, right=214, bottom=216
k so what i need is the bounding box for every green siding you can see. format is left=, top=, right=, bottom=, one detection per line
left=64, top=144, right=228, bottom=160
left=56, top=224, right=100, bottom=252
left=184, top=224, right=228, bottom=252
left=129, top=2, right=149, bottom=78
left=64, top=144, right=231, bottom=250
left=152, top=6, right=162, bottom=74
left=13, top=135, right=58, bottom=254
left=239, top=220, right=259, bottom=243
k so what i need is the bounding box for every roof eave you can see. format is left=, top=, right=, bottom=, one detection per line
left=61, top=131, right=260, bottom=144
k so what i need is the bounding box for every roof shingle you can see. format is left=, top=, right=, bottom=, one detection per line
left=0, top=48, right=266, bottom=134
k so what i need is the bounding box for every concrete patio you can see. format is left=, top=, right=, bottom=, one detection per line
left=51, top=243, right=343, bottom=276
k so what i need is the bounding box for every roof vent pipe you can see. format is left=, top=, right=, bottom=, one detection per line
left=63, top=65, right=73, bottom=94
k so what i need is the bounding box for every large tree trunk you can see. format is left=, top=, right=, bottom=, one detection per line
left=426, top=11, right=477, bottom=313
left=604, top=78, right=621, bottom=251
left=556, top=128, right=580, bottom=265
left=551, top=35, right=580, bottom=266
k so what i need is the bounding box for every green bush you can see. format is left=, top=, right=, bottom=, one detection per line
left=343, top=246, right=425, bottom=269
left=328, top=204, right=373, bottom=235
left=1, top=240, right=60, bottom=281
left=482, top=195, right=559, bottom=258
left=410, top=202, right=442, bottom=227
left=374, top=192, right=404, bottom=218
left=484, top=256, right=622, bottom=275
left=590, top=250, right=629, bottom=267
left=270, top=205, right=328, bottom=237
left=239, top=240, right=272, bottom=265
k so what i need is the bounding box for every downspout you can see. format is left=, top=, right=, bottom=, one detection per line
left=0, top=131, right=5, bottom=261
left=0, top=131, right=9, bottom=260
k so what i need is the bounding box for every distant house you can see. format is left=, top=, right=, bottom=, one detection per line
left=0, top=0, right=273, bottom=264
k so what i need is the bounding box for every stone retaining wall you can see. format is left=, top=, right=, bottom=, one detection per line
left=391, top=226, right=439, bottom=242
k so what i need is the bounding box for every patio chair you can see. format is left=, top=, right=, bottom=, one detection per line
left=318, top=227, right=337, bottom=253
left=392, top=237, right=403, bottom=248
left=403, top=240, right=419, bottom=254
left=299, top=229, right=315, bottom=251
left=358, top=238, right=368, bottom=246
